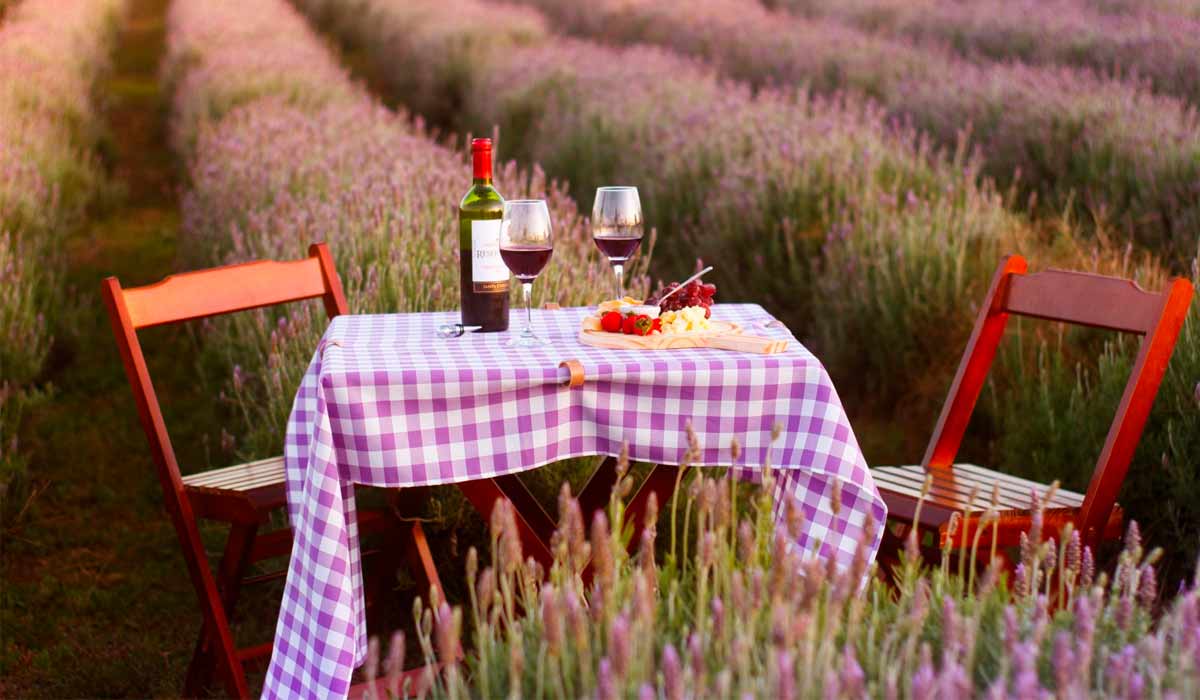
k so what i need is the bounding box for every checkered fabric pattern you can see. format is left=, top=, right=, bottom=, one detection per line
left=263, top=304, right=885, bottom=699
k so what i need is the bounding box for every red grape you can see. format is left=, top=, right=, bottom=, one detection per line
left=647, top=277, right=716, bottom=314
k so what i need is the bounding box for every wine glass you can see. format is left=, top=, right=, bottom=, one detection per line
left=499, top=199, right=555, bottom=347
left=591, top=186, right=643, bottom=298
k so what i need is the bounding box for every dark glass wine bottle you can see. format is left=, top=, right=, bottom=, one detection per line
left=459, top=138, right=509, bottom=331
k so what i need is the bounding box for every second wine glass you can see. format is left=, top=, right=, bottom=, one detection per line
left=592, top=186, right=643, bottom=298
left=499, top=199, right=554, bottom=347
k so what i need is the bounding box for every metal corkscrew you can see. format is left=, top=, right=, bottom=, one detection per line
left=436, top=323, right=482, bottom=338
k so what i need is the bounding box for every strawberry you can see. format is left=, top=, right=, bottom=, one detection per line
left=600, top=310, right=623, bottom=333
left=632, top=314, right=654, bottom=336
left=622, top=313, right=638, bottom=335
left=651, top=317, right=662, bottom=334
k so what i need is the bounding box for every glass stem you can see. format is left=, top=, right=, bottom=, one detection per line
left=522, top=282, right=533, bottom=336
left=613, top=263, right=625, bottom=298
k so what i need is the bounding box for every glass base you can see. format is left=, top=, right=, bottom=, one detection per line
left=506, top=330, right=547, bottom=347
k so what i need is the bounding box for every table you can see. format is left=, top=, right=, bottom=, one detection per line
left=263, top=304, right=885, bottom=699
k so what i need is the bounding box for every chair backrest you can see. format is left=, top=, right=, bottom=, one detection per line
left=101, top=242, right=347, bottom=521
left=922, top=254, right=1193, bottom=546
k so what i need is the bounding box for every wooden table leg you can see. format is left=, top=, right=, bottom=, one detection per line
left=624, top=464, right=684, bottom=548
left=577, top=456, right=620, bottom=525
left=492, top=474, right=557, bottom=547
left=458, top=479, right=555, bottom=569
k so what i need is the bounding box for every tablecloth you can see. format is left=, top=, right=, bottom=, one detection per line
left=263, top=304, right=885, bottom=698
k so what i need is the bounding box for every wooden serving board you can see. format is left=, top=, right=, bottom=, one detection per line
left=578, top=321, right=789, bottom=354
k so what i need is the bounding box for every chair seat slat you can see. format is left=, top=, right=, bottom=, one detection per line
left=185, top=470, right=281, bottom=490
left=871, top=469, right=1024, bottom=512
left=872, top=464, right=1086, bottom=515
left=181, top=455, right=282, bottom=483
left=869, top=470, right=982, bottom=511
left=947, top=464, right=1085, bottom=506
left=881, top=466, right=1030, bottom=509
left=182, top=457, right=285, bottom=492
left=891, top=464, right=1084, bottom=509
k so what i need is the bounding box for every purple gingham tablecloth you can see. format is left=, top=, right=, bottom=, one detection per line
left=263, top=304, right=885, bottom=699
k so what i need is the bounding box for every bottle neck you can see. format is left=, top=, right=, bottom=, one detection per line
left=472, top=149, right=493, bottom=184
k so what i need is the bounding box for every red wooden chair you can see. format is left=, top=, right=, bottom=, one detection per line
left=102, top=243, right=443, bottom=698
left=872, top=254, right=1193, bottom=563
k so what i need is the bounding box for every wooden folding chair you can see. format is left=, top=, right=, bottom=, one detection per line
left=872, top=254, right=1193, bottom=564
left=102, top=243, right=442, bottom=698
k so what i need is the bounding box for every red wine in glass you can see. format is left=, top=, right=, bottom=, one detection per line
left=592, top=186, right=643, bottom=297
left=592, top=228, right=643, bottom=262
left=500, top=245, right=554, bottom=281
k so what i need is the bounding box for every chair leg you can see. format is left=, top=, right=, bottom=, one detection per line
left=403, top=521, right=445, bottom=604
left=183, top=522, right=258, bottom=698
left=385, top=488, right=445, bottom=604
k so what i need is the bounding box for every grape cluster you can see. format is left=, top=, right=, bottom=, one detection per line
left=647, top=280, right=717, bottom=317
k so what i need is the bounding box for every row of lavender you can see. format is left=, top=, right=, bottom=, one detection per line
left=1096, top=0, right=1200, bottom=18
left=294, top=0, right=1024, bottom=403
left=0, top=0, right=123, bottom=507
left=293, top=0, right=1200, bottom=584
left=161, top=0, right=633, bottom=458
left=517, top=0, right=1200, bottom=263
left=764, top=0, right=1200, bottom=106
left=381, top=471, right=1200, bottom=697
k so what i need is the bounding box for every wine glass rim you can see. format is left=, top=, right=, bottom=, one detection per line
left=596, top=186, right=638, bottom=191
left=505, top=198, right=548, bottom=205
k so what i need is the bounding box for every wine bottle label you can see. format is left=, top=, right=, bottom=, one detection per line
left=471, top=219, right=509, bottom=292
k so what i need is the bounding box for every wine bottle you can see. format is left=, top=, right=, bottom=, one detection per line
left=459, top=138, right=509, bottom=331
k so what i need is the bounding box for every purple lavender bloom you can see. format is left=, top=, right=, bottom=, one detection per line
left=777, top=650, right=796, bottom=700
left=661, top=643, right=683, bottom=700
left=910, top=644, right=936, bottom=699
left=840, top=646, right=865, bottom=698
left=608, top=613, right=632, bottom=678
left=597, top=658, right=617, bottom=700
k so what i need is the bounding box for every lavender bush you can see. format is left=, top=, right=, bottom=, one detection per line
left=297, top=0, right=548, bottom=129
left=163, top=0, right=358, bottom=155
left=165, top=0, right=639, bottom=458
left=1088, top=0, right=1200, bottom=20
left=765, top=0, right=1200, bottom=106
left=363, top=447, right=1200, bottom=698
left=0, top=0, right=124, bottom=512
left=292, top=0, right=1031, bottom=411
left=519, top=0, right=1200, bottom=261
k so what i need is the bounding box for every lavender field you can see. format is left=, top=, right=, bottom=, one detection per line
left=1, top=0, right=1198, bottom=696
